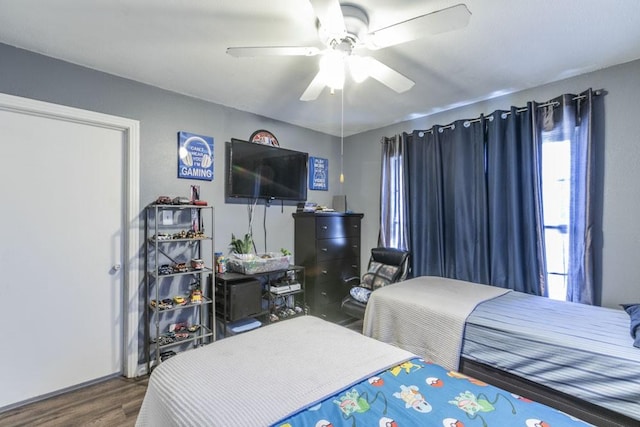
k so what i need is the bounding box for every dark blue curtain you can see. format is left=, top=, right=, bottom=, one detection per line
left=485, top=105, right=546, bottom=294
left=405, top=110, right=546, bottom=294
left=560, top=89, right=599, bottom=304
left=406, top=119, right=490, bottom=285
left=388, top=90, right=602, bottom=298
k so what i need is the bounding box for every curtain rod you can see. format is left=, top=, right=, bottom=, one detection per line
left=417, top=89, right=603, bottom=134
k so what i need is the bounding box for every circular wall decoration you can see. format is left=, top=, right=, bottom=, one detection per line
left=250, top=129, right=279, bottom=146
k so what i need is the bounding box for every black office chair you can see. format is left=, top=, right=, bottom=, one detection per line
left=340, top=247, right=410, bottom=320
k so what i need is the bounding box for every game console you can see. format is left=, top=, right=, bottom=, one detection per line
left=269, top=282, right=301, bottom=294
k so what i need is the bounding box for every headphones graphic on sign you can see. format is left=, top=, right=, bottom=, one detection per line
left=179, top=135, right=213, bottom=168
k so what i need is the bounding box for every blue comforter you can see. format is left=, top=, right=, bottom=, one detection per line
left=275, top=358, right=589, bottom=426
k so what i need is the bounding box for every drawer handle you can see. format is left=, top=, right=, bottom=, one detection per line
left=321, top=292, right=327, bottom=296
left=353, top=225, right=359, bottom=229
left=321, top=270, right=328, bottom=275
left=352, top=244, right=359, bottom=249
left=321, top=248, right=328, bottom=252
left=321, top=225, right=328, bottom=230
left=351, top=265, right=358, bottom=269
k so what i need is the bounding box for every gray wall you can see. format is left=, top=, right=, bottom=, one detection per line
left=0, top=43, right=341, bottom=256
left=344, top=59, right=640, bottom=308
left=2, top=42, right=638, bottom=309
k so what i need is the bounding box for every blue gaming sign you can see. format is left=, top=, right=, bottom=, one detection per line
left=178, top=131, right=214, bottom=181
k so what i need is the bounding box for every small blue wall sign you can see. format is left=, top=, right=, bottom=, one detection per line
left=309, top=156, right=328, bottom=191
left=178, top=131, right=214, bottom=181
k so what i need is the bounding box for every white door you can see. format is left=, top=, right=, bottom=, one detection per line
left=0, top=95, right=139, bottom=409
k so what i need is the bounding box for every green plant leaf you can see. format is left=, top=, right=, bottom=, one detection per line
left=229, top=233, right=253, bottom=254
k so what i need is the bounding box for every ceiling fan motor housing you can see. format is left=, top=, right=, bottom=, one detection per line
left=318, top=4, right=369, bottom=48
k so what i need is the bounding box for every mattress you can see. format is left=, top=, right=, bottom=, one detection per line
left=136, top=315, right=590, bottom=426
left=363, top=276, right=509, bottom=370
left=135, top=316, right=414, bottom=427
left=462, top=291, right=640, bottom=421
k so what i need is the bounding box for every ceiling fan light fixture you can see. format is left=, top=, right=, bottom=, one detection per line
left=318, top=24, right=347, bottom=48
left=319, top=51, right=345, bottom=90
left=348, top=55, right=369, bottom=83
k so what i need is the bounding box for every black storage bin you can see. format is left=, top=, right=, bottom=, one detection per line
left=214, top=277, right=262, bottom=321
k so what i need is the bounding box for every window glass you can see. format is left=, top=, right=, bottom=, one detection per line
left=541, top=137, right=571, bottom=300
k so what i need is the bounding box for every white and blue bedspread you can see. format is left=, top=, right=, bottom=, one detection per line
left=275, top=357, right=589, bottom=426
left=463, top=291, right=640, bottom=421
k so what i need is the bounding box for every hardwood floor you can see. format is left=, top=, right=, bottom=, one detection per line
left=0, top=376, right=149, bottom=427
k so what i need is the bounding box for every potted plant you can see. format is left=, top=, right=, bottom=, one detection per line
left=229, top=233, right=254, bottom=255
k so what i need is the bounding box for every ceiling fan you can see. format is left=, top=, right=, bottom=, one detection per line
left=226, top=0, right=471, bottom=101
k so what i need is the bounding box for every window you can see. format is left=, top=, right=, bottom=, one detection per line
left=386, top=152, right=403, bottom=249
left=541, top=136, right=571, bottom=300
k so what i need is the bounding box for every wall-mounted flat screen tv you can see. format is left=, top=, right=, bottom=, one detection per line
left=227, top=138, right=308, bottom=201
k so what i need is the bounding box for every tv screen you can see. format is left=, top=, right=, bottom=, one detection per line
left=227, top=139, right=308, bottom=201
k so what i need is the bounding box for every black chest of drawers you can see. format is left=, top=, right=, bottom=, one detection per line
left=293, top=212, right=364, bottom=323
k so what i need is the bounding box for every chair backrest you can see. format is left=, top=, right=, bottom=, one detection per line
left=361, top=247, right=410, bottom=290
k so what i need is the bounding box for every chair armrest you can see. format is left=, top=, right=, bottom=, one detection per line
left=343, top=276, right=360, bottom=286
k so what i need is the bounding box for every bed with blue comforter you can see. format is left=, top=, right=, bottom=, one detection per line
left=136, top=316, right=589, bottom=427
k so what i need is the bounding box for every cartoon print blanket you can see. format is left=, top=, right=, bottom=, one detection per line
left=275, top=358, right=591, bottom=427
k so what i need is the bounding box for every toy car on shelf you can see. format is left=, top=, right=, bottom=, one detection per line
left=185, top=229, right=206, bottom=239
left=158, top=264, right=173, bottom=275
left=172, top=196, right=190, bottom=205
left=190, top=289, right=202, bottom=304
left=158, top=299, right=173, bottom=310
left=170, top=322, right=187, bottom=332
left=173, top=263, right=188, bottom=273
left=172, top=230, right=188, bottom=239
left=155, top=196, right=172, bottom=204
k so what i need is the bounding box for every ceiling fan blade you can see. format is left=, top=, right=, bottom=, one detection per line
left=309, top=0, right=346, bottom=39
left=226, top=46, right=321, bottom=57
left=367, top=3, right=471, bottom=49
left=364, top=57, right=414, bottom=93
left=300, top=70, right=326, bottom=101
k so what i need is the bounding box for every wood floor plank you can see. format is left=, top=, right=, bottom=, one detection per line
left=0, top=376, right=148, bottom=427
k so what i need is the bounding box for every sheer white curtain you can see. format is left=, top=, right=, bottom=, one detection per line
left=379, top=134, right=409, bottom=250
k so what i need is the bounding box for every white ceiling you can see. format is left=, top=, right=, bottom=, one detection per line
left=2, top=0, right=640, bottom=137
